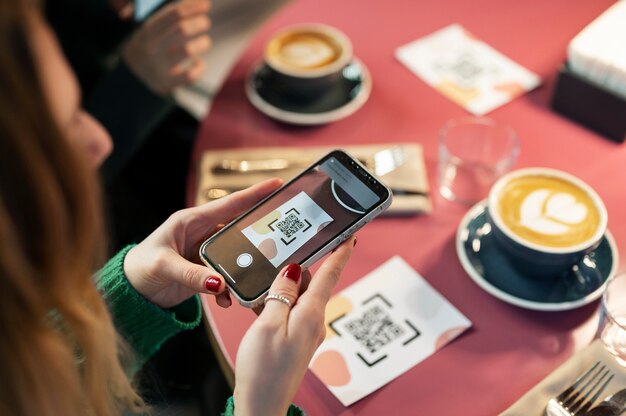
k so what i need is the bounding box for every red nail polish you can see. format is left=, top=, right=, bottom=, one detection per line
left=205, top=277, right=221, bottom=292
left=284, top=263, right=301, bottom=283
left=353, top=237, right=358, bottom=247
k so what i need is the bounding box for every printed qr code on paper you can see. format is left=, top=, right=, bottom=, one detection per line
left=275, top=213, right=305, bottom=238
left=241, top=192, right=332, bottom=267
left=344, top=305, right=405, bottom=354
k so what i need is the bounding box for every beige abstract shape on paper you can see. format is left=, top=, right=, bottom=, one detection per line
left=436, top=81, right=480, bottom=107
left=462, top=28, right=479, bottom=40
left=317, top=220, right=332, bottom=232
left=252, top=210, right=281, bottom=234
left=324, top=295, right=353, bottom=340
left=258, top=238, right=278, bottom=260
left=310, top=350, right=351, bottom=387
left=494, top=82, right=526, bottom=99
left=435, top=326, right=469, bottom=351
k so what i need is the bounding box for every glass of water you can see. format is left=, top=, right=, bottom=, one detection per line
left=599, top=271, right=626, bottom=365
left=437, top=117, right=520, bottom=204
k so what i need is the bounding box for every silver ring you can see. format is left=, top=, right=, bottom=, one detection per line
left=264, top=294, right=291, bottom=307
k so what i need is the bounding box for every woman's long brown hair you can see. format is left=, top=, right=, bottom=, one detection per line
left=0, top=1, right=143, bottom=414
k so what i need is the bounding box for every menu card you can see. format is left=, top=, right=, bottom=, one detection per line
left=396, top=24, right=541, bottom=115
left=309, top=256, right=472, bottom=406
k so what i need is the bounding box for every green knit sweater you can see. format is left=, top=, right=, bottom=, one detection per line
left=96, top=245, right=201, bottom=371
left=96, top=245, right=304, bottom=416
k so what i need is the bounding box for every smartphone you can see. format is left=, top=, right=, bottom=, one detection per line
left=199, top=150, right=392, bottom=308
left=133, top=0, right=169, bottom=22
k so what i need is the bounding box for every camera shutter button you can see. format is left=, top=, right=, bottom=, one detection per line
left=236, top=253, right=253, bottom=268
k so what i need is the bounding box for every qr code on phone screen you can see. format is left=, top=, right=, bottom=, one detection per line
left=344, top=305, right=405, bottom=354
left=275, top=212, right=306, bottom=239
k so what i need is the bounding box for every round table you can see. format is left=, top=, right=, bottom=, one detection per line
left=187, top=0, right=626, bottom=413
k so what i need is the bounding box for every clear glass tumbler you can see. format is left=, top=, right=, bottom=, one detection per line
left=598, top=271, right=626, bottom=365
left=437, top=117, right=520, bottom=204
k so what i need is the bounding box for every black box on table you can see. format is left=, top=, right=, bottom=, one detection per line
left=551, top=64, right=626, bottom=144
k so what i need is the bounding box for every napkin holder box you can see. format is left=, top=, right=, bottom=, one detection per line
left=551, top=64, right=626, bottom=143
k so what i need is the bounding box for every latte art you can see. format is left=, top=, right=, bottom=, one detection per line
left=519, top=190, right=588, bottom=235
left=272, top=34, right=339, bottom=70
left=264, top=26, right=350, bottom=77
left=497, top=175, right=601, bottom=248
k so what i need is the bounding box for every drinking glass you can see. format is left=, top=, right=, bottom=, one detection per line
left=598, top=271, right=626, bottom=365
left=437, top=117, right=520, bottom=204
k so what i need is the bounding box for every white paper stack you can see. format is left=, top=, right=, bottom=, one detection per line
left=568, top=0, right=626, bottom=100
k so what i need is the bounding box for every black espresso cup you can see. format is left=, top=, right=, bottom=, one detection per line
left=487, top=168, right=608, bottom=278
left=262, top=24, right=353, bottom=100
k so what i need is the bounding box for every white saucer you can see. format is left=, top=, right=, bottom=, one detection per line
left=456, top=201, right=618, bottom=311
left=245, top=58, right=372, bottom=125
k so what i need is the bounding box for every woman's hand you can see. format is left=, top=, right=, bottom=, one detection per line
left=122, top=0, right=212, bottom=95
left=233, top=236, right=356, bottom=416
left=123, top=178, right=282, bottom=309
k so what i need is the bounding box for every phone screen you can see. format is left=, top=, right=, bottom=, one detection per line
left=134, top=0, right=168, bottom=22
left=201, top=151, right=390, bottom=303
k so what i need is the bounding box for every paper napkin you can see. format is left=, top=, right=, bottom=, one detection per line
left=309, top=256, right=472, bottom=406
left=396, top=24, right=541, bottom=115
left=568, top=1, right=626, bottom=100
left=195, top=144, right=432, bottom=215
left=502, top=340, right=626, bottom=415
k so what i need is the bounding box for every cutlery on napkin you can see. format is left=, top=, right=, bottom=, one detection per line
left=585, top=388, right=626, bottom=416
left=195, top=144, right=432, bottom=215
left=501, top=341, right=626, bottom=416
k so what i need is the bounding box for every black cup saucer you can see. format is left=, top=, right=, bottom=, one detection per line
left=245, top=58, right=372, bottom=125
left=455, top=201, right=618, bottom=311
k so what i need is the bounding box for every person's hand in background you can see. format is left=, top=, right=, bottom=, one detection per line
left=234, top=236, right=356, bottom=415
left=109, top=0, right=133, bottom=19
left=123, top=179, right=283, bottom=309
left=122, top=0, right=212, bottom=95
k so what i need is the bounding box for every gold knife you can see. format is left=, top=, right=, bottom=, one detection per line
left=212, top=157, right=373, bottom=174
left=212, top=158, right=313, bottom=174
left=204, top=186, right=427, bottom=200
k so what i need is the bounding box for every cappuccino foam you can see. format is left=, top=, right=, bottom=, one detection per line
left=497, top=175, right=601, bottom=248
left=266, top=32, right=341, bottom=72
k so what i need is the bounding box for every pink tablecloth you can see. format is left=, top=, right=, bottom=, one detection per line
left=188, top=0, right=626, bottom=413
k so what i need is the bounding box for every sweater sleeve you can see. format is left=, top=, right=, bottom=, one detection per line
left=96, top=245, right=201, bottom=370
left=87, top=61, right=176, bottom=184
left=222, top=397, right=305, bottom=416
